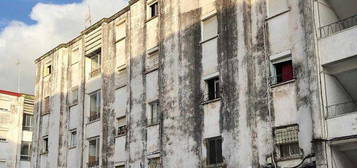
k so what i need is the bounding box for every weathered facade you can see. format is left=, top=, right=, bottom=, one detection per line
left=32, top=0, right=357, bottom=168
left=0, top=90, right=34, bottom=168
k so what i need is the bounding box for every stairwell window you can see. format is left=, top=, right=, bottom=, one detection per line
left=270, top=53, right=294, bottom=85
left=20, top=141, right=31, bottom=161
left=42, top=96, right=50, bottom=115
left=89, top=90, right=101, bottom=122
left=205, top=77, right=220, bottom=102
left=149, top=2, right=158, bottom=18
left=117, top=116, right=127, bottom=137
left=88, top=49, right=101, bottom=78
left=42, top=136, right=48, bottom=154
left=88, top=137, right=100, bottom=167
left=69, top=129, right=77, bottom=148
left=22, top=113, right=33, bottom=131
left=206, top=136, right=223, bottom=166
left=148, top=157, right=160, bottom=168
left=148, top=100, right=159, bottom=125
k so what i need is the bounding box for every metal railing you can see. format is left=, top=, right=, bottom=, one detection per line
left=320, top=14, right=357, bottom=38
left=327, top=101, right=357, bottom=118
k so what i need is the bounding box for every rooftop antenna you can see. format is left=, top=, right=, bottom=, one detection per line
left=16, top=59, right=20, bottom=94
left=85, top=4, right=92, bottom=28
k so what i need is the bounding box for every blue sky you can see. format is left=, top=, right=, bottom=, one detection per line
left=0, top=0, right=82, bottom=30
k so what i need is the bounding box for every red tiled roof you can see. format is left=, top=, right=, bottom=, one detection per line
left=0, top=90, right=22, bottom=97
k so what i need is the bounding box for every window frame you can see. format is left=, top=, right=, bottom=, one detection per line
left=87, top=49, right=101, bottom=78
left=69, top=129, right=77, bottom=148
left=88, top=137, right=100, bottom=167
left=117, top=116, right=127, bottom=137
left=42, top=136, right=49, bottom=154
left=206, top=136, right=223, bottom=166
left=22, top=113, right=33, bottom=131
left=204, top=76, right=220, bottom=102
left=148, top=100, right=159, bottom=126
left=20, top=141, right=32, bottom=161
left=89, top=90, right=101, bottom=122
left=270, top=52, right=294, bottom=86
left=200, top=14, right=218, bottom=44
left=149, top=1, right=159, bottom=19
left=42, top=96, right=50, bottom=115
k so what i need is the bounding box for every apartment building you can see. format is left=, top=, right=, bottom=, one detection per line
left=0, top=90, right=34, bottom=168
left=32, top=0, right=357, bottom=168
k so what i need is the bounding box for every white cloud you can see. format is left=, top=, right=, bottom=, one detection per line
left=0, top=0, right=128, bottom=94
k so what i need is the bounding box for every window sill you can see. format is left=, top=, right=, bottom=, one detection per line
left=147, top=122, right=159, bottom=128
left=40, top=152, right=48, bottom=155
left=115, top=134, right=127, bottom=138
left=270, top=79, right=295, bottom=88
left=117, top=65, right=127, bottom=72
left=206, top=163, right=224, bottom=168
left=41, top=112, right=50, bottom=117
left=144, top=66, right=159, bottom=74
left=68, top=146, right=77, bottom=150
left=265, top=8, right=291, bottom=21
left=200, top=35, right=218, bottom=45
left=86, top=118, right=100, bottom=125
left=201, top=97, right=221, bottom=105
left=276, top=155, right=303, bottom=162
left=146, top=15, right=158, bottom=23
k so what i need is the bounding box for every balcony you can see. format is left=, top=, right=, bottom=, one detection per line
left=327, top=101, right=357, bottom=118
left=320, top=14, right=357, bottom=38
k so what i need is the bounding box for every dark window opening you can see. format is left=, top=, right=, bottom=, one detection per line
left=206, top=77, right=220, bottom=101
left=20, top=141, right=31, bottom=161
left=88, top=137, right=100, bottom=167
left=43, top=137, right=48, bottom=153
left=150, top=2, right=158, bottom=18
left=207, top=137, right=223, bottom=165
left=47, top=65, right=52, bottom=74
left=274, top=60, right=293, bottom=84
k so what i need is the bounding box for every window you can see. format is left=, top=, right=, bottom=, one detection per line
left=116, top=40, right=126, bottom=69
left=148, top=157, right=160, bottom=168
left=271, top=60, right=293, bottom=84
left=70, top=87, right=79, bottom=105
left=69, top=129, right=77, bottom=148
left=42, top=136, right=49, bottom=154
left=89, top=50, right=101, bottom=78
left=115, top=165, right=125, bottom=168
left=202, top=15, right=218, bottom=42
left=206, top=137, right=223, bottom=166
left=274, top=125, right=301, bottom=159
left=43, top=96, right=50, bottom=115
left=89, top=91, right=101, bottom=122
left=205, top=77, right=220, bottom=101
left=88, top=137, right=100, bottom=167
left=117, top=117, right=127, bottom=137
left=0, top=161, right=6, bottom=168
left=149, top=2, right=158, bottom=18
left=146, top=49, right=159, bottom=71
left=148, top=100, right=159, bottom=125
left=22, top=113, right=33, bottom=131
left=0, top=130, right=7, bottom=142
left=20, top=141, right=31, bottom=161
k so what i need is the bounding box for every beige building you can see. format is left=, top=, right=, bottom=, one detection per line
left=32, top=0, right=357, bottom=168
left=0, top=90, right=34, bottom=168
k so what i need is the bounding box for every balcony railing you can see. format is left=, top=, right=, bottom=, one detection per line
left=320, top=14, right=357, bottom=38
left=90, top=68, right=101, bottom=78
left=327, top=101, right=357, bottom=118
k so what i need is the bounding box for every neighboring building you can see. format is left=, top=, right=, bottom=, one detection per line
left=0, top=90, right=34, bottom=168
left=31, top=0, right=357, bottom=168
